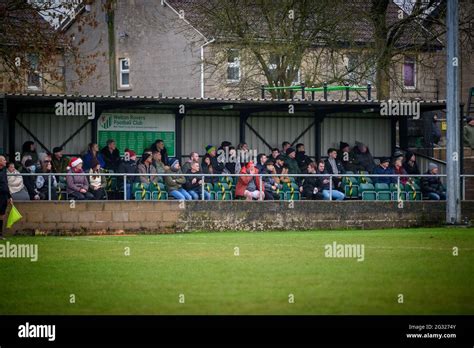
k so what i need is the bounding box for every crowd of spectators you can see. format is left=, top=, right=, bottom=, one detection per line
left=1, top=137, right=447, bottom=202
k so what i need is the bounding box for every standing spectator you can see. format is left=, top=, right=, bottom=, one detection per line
left=224, top=146, right=241, bottom=174
left=351, top=142, right=376, bottom=173
left=284, top=147, right=300, bottom=174
left=393, top=157, right=408, bottom=185
left=235, top=161, right=263, bottom=200
left=138, top=153, right=158, bottom=185
left=269, top=148, right=280, bottom=162
left=203, top=145, right=224, bottom=174
left=316, top=160, right=345, bottom=200
left=21, top=159, right=40, bottom=200
left=421, top=163, right=446, bottom=200
left=337, top=141, right=357, bottom=172
left=100, top=139, right=121, bottom=172
left=325, top=148, right=346, bottom=190
left=151, top=139, right=169, bottom=166
left=255, top=153, right=268, bottom=173
left=403, top=151, right=420, bottom=175
left=372, top=158, right=395, bottom=184
left=51, top=146, right=69, bottom=174
left=118, top=149, right=139, bottom=200
left=66, top=158, right=94, bottom=200
left=431, top=114, right=442, bottom=146
left=280, top=141, right=291, bottom=161
left=6, top=162, right=30, bottom=200
left=302, top=162, right=323, bottom=200
left=464, top=117, right=474, bottom=149
left=184, top=162, right=210, bottom=200
left=83, top=143, right=105, bottom=171
left=0, top=155, right=13, bottom=240
left=88, top=158, right=107, bottom=200
left=182, top=151, right=200, bottom=174
left=36, top=158, right=58, bottom=200
left=21, top=141, right=39, bottom=167
left=295, top=143, right=312, bottom=172
left=165, top=159, right=191, bottom=200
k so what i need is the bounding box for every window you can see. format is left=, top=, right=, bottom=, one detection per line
left=226, top=49, right=240, bottom=82
left=403, top=56, right=416, bottom=89
left=119, top=58, right=130, bottom=88
left=268, top=54, right=300, bottom=85
left=27, top=53, right=41, bottom=89
left=345, top=54, right=376, bottom=85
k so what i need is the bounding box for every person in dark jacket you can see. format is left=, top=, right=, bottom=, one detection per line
left=51, top=146, right=70, bottom=174
left=151, top=139, right=169, bottom=166
left=325, top=148, right=346, bottom=190
left=202, top=155, right=218, bottom=185
left=0, top=155, right=13, bottom=239
left=372, top=158, right=396, bottom=184
left=118, top=149, right=139, bottom=199
left=262, top=159, right=281, bottom=200
left=403, top=151, right=420, bottom=175
left=21, top=141, right=39, bottom=167
left=295, top=143, right=312, bottom=172
left=255, top=153, right=268, bottom=173
left=351, top=141, right=376, bottom=173
left=83, top=143, right=106, bottom=171
left=284, top=147, right=300, bottom=174
left=21, top=159, right=40, bottom=200
left=184, top=162, right=210, bottom=200
left=421, top=163, right=446, bottom=200
left=203, top=145, right=225, bottom=174
left=315, top=160, right=345, bottom=200
left=100, top=139, right=121, bottom=172
left=302, top=162, right=323, bottom=200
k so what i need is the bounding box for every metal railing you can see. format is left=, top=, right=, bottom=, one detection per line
left=6, top=172, right=466, bottom=202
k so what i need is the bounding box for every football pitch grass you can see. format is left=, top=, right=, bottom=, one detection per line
left=0, top=227, right=473, bottom=315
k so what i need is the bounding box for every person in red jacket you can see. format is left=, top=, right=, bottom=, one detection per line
left=235, top=161, right=263, bottom=200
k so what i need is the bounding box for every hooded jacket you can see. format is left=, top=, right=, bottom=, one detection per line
left=164, top=166, right=186, bottom=192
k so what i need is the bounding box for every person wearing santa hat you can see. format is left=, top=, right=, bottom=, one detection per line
left=235, top=161, right=264, bottom=200
left=66, top=157, right=94, bottom=200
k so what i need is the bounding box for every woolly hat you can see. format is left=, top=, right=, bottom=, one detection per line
left=428, top=163, right=438, bottom=172
left=169, top=159, right=179, bottom=168
left=125, top=149, right=136, bottom=158
left=70, top=157, right=83, bottom=168
left=286, top=147, right=296, bottom=155
left=339, top=141, right=350, bottom=150
left=206, top=145, right=216, bottom=154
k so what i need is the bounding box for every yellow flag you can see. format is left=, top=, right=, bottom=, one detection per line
left=7, top=204, right=23, bottom=228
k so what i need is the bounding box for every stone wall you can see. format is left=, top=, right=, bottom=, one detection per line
left=5, top=201, right=474, bottom=236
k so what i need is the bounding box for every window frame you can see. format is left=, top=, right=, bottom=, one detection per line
left=119, top=57, right=130, bottom=89
left=402, top=55, right=417, bottom=90
left=226, top=49, right=241, bottom=83
left=26, top=53, right=41, bottom=90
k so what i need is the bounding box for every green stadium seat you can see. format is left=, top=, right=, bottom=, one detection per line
left=375, top=183, right=391, bottom=200
left=150, top=182, right=168, bottom=200
left=359, top=183, right=376, bottom=200
left=405, top=182, right=422, bottom=201
left=133, top=183, right=151, bottom=200
left=343, top=176, right=360, bottom=198
left=214, top=182, right=233, bottom=200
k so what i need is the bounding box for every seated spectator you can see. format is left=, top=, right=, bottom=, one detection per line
left=6, top=162, right=30, bottom=200
left=184, top=162, right=210, bottom=200
left=182, top=151, right=200, bottom=174
left=403, top=151, right=420, bottom=175
left=36, top=158, right=58, bottom=200
left=51, top=146, right=70, bottom=174
left=165, top=160, right=191, bottom=200
left=325, top=148, right=346, bottom=191
left=66, top=157, right=94, bottom=200
left=21, top=159, right=40, bottom=200
left=284, top=147, right=300, bottom=174
left=203, top=145, right=224, bottom=174
left=88, top=158, right=107, bottom=200
left=21, top=141, right=39, bottom=167
left=302, top=162, right=323, bottom=200
left=100, top=139, right=121, bottom=172
left=202, top=159, right=219, bottom=185
left=421, top=163, right=446, bottom=200
left=138, top=153, right=158, bottom=185
left=20, top=154, right=32, bottom=172
left=295, top=143, right=312, bottom=172
left=279, top=164, right=291, bottom=184
left=256, top=153, right=267, bottom=173
left=393, top=157, right=408, bottom=185
left=269, top=148, right=280, bottom=161
left=372, top=158, right=396, bottom=184
left=262, top=159, right=280, bottom=200
left=152, top=150, right=167, bottom=176
left=83, top=143, right=105, bottom=171
left=280, top=141, right=291, bottom=161
left=351, top=142, right=376, bottom=173
left=315, top=160, right=345, bottom=200
left=235, top=161, right=263, bottom=200
left=224, top=146, right=241, bottom=174
left=118, top=149, right=139, bottom=200
left=274, top=155, right=285, bottom=174
left=151, top=139, right=169, bottom=166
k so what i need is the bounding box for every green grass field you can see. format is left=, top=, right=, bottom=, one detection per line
left=0, top=227, right=473, bottom=315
